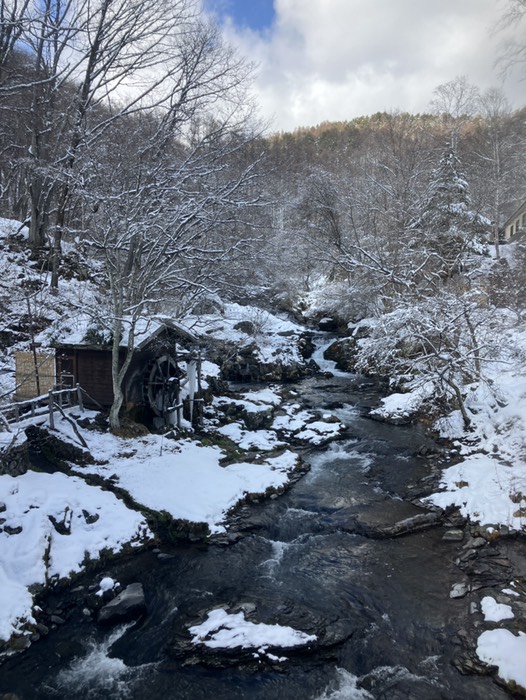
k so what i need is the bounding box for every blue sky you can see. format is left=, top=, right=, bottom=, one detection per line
left=201, top=1, right=525, bottom=133
left=204, top=0, right=275, bottom=32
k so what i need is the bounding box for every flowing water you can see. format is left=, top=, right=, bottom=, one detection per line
left=0, top=343, right=510, bottom=700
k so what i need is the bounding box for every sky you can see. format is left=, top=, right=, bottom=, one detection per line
left=202, top=0, right=525, bottom=133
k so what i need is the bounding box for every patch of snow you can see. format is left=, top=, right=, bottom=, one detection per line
left=477, top=629, right=526, bottom=690
left=0, top=471, right=150, bottom=642
left=188, top=607, right=316, bottom=657
left=480, top=596, right=514, bottom=622
left=216, top=423, right=286, bottom=451
left=96, top=577, right=118, bottom=597
left=502, top=587, right=520, bottom=597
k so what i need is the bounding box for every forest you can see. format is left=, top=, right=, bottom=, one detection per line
left=3, top=2, right=526, bottom=696
left=1, top=0, right=526, bottom=429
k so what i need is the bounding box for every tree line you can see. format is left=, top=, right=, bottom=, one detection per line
left=2, top=0, right=526, bottom=429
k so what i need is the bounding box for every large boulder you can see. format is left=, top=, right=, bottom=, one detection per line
left=98, top=583, right=146, bottom=625
left=323, top=337, right=359, bottom=372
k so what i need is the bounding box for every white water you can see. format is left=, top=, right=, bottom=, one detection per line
left=311, top=337, right=352, bottom=377
left=315, top=668, right=374, bottom=699
left=259, top=539, right=291, bottom=577
left=52, top=624, right=155, bottom=698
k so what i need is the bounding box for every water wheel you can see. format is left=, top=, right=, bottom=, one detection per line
left=143, top=354, right=182, bottom=417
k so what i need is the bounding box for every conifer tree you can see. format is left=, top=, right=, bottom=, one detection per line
left=412, top=144, right=490, bottom=284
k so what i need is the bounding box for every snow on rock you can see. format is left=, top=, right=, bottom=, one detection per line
left=96, top=577, right=118, bottom=597
left=0, top=471, right=151, bottom=643
left=476, top=629, right=526, bottom=691
left=369, top=383, right=435, bottom=425
left=216, top=422, right=286, bottom=451
left=188, top=607, right=316, bottom=659
left=272, top=404, right=345, bottom=444
left=480, top=596, right=514, bottom=622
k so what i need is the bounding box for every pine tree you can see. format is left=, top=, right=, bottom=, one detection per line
left=413, top=144, right=490, bottom=282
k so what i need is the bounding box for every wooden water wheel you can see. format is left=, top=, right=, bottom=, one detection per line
left=143, top=354, right=182, bottom=417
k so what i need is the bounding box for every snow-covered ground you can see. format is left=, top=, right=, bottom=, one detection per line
left=0, top=382, right=344, bottom=650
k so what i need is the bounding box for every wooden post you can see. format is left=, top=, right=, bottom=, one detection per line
left=197, top=351, right=203, bottom=428
left=76, top=384, right=84, bottom=411
left=175, top=381, right=181, bottom=429
left=48, top=391, right=55, bottom=430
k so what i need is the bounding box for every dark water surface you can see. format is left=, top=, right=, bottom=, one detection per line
left=1, top=371, right=509, bottom=700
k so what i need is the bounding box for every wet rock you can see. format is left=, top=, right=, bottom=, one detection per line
left=50, top=615, right=65, bottom=625
left=323, top=337, right=358, bottom=372
left=297, top=333, right=316, bottom=359
left=316, top=317, right=342, bottom=332
left=157, top=552, right=176, bottom=562
left=450, top=582, right=470, bottom=598
left=9, top=636, right=31, bottom=652
left=372, top=511, right=442, bottom=538
left=98, top=582, right=146, bottom=625
left=453, top=652, right=497, bottom=676
left=81, top=509, right=100, bottom=524
left=3, top=524, right=22, bottom=535
left=442, top=529, right=464, bottom=542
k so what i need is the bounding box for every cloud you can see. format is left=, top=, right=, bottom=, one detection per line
left=205, top=0, right=524, bottom=132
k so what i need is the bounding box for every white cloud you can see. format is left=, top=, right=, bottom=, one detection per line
left=205, top=0, right=525, bottom=132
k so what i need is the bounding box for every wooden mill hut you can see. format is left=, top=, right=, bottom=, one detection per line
left=53, top=316, right=200, bottom=424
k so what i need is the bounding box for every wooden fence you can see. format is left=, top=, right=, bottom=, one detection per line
left=0, top=384, right=91, bottom=436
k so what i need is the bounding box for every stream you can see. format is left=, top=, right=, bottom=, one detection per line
left=0, top=346, right=512, bottom=700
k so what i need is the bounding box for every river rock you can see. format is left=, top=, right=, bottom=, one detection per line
left=372, top=511, right=442, bottom=538
left=98, top=582, right=146, bottom=625
left=323, top=337, right=358, bottom=372
left=3, top=524, right=23, bottom=535
left=450, top=582, right=470, bottom=598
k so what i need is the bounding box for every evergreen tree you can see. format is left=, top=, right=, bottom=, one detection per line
left=412, top=144, right=490, bottom=283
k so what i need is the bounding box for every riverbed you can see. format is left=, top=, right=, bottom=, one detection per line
left=0, top=368, right=512, bottom=699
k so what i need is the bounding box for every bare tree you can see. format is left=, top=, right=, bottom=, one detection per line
left=430, top=75, right=480, bottom=151
left=471, top=87, right=522, bottom=258
left=497, top=0, right=526, bottom=77
left=80, top=65, right=260, bottom=430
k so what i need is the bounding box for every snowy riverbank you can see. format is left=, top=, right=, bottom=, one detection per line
left=0, top=382, right=344, bottom=651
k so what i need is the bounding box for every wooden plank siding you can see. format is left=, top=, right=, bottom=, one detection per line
left=56, top=348, right=116, bottom=406
left=53, top=327, right=196, bottom=410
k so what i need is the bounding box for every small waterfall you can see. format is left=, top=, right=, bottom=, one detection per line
left=311, top=335, right=351, bottom=377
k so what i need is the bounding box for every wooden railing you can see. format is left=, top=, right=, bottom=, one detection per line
left=0, top=384, right=90, bottom=433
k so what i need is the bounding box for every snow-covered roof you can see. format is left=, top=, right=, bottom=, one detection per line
left=55, top=315, right=198, bottom=350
